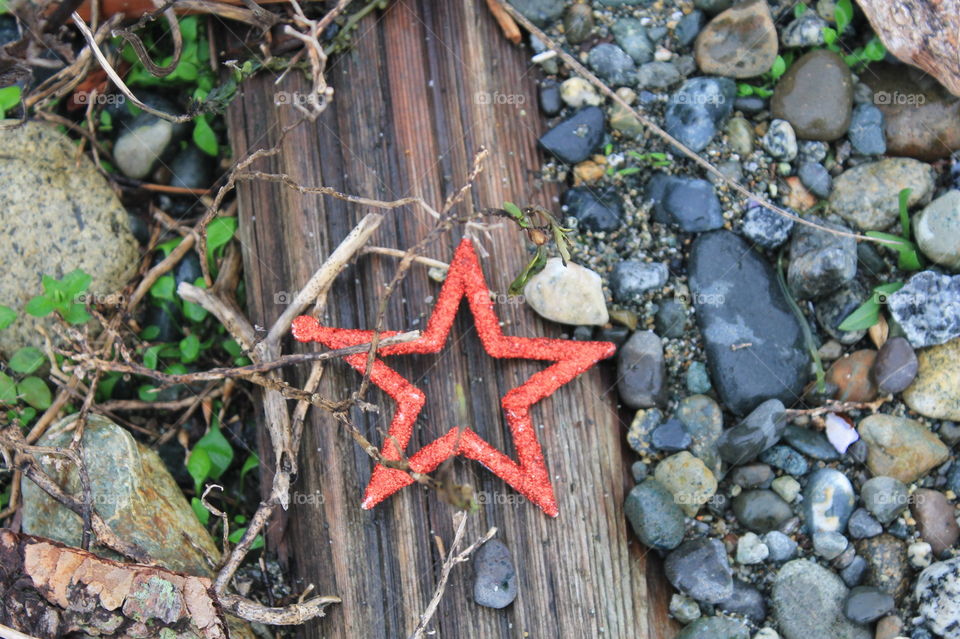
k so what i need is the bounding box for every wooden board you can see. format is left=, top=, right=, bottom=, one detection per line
left=225, top=1, right=677, bottom=636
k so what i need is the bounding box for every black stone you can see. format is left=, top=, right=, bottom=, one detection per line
left=651, top=418, right=692, bottom=452
left=538, top=106, right=605, bottom=165
left=843, top=586, right=894, bottom=624
left=562, top=186, right=623, bottom=232
left=783, top=424, right=840, bottom=460
left=665, top=77, right=737, bottom=152
left=646, top=173, right=724, bottom=232
left=732, top=489, right=793, bottom=533
left=716, top=578, right=767, bottom=625
left=717, top=398, right=787, bottom=466
left=538, top=78, right=562, bottom=116
left=664, top=537, right=734, bottom=603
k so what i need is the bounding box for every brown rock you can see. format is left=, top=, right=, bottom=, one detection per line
left=874, top=614, right=903, bottom=639
left=861, top=63, right=960, bottom=160
left=856, top=534, right=909, bottom=602
left=771, top=49, right=853, bottom=140
left=783, top=176, right=817, bottom=211
left=858, top=414, right=949, bottom=483
left=911, top=489, right=960, bottom=557
left=826, top=349, right=878, bottom=402
left=872, top=336, right=918, bottom=395
left=693, top=0, right=778, bottom=78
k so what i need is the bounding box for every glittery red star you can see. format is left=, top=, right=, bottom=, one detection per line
left=291, top=239, right=615, bottom=517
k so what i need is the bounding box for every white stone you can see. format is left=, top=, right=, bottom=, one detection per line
left=737, top=532, right=770, bottom=564
left=917, top=558, right=960, bottom=639
left=524, top=258, right=609, bottom=326
left=915, top=190, right=960, bottom=270
left=771, top=476, right=801, bottom=503
left=559, top=77, right=602, bottom=108
left=909, top=541, right=934, bottom=569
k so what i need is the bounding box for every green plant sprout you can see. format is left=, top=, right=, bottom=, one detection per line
left=865, top=188, right=923, bottom=271
left=608, top=150, right=672, bottom=177
left=737, top=53, right=792, bottom=98
left=498, top=202, right=575, bottom=295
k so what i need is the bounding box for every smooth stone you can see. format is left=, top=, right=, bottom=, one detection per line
left=787, top=216, right=857, bottom=299
left=759, top=445, right=809, bottom=476
left=761, top=119, right=798, bottom=160
left=20, top=415, right=220, bottom=575
left=916, top=557, right=960, bottom=638
left=563, top=186, right=622, bottom=233
left=609, top=100, right=645, bottom=138
left=538, top=78, right=562, bottom=116
left=843, top=586, right=894, bottom=624
left=740, top=202, right=794, bottom=249
left=862, top=63, right=960, bottom=161
left=889, top=272, right=960, bottom=348
left=841, top=555, right=868, bottom=587
left=169, top=144, right=213, bottom=191
left=624, top=479, right=686, bottom=550
left=635, top=61, right=682, bottom=89
left=664, top=77, right=737, bottom=152
left=617, top=330, right=667, bottom=408
left=764, top=530, right=798, bottom=561
left=911, top=489, right=960, bottom=557
left=813, top=531, right=849, bottom=560
left=829, top=158, right=935, bottom=231
left=631, top=461, right=649, bottom=482
left=730, top=463, right=774, bottom=489
left=654, top=451, right=717, bottom=516
left=676, top=616, right=749, bottom=639
left=847, top=104, right=886, bottom=155
left=772, top=559, right=871, bottom=639
left=646, top=173, right=724, bottom=232
left=676, top=394, right=724, bottom=474
left=685, top=361, right=712, bottom=394
left=781, top=11, right=827, bottom=47
left=734, top=95, right=766, bottom=114
left=559, top=77, right=602, bottom=109
left=472, top=539, right=517, bottom=608
left=524, top=258, right=608, bottom=326
left=716, top=578, right=766, bottom=624
left=610, top=260, right=669, bottom=302
left=693, top=0, right=778, bottom=78
left=861, top=476, right=909, bottom=524
left=733, top=489, right=793, bottom=533
left=612, top=18, right=653, bottom=64
left=688, top=231, right=810, bottom=414
left=803, top=468, right=855, bottom=534
left=857, top=534, right=909, bottom=602
left=716, top=398, right=787, bottom=466
left=771, top=475, right=801, bottom=503
left=626, top=408, right=662, bottom=456
left=798, top=162, right=832, bottom=199
left=816, top=280, right=870, bottom=344
left=915, top=190, right=960, bottom=270
left=114, top=114, right=180, bottom=179
left=655, top=298, right=688, bottom=338
left=903, top=337, right=960, bottom=419
left=587, top=43, right=635, bottom=86
left=826, top=350, right=879, bottom=402
left=772, top=49, right=853, bottom=141
left=694, top=0, right=733, bottom=13
left=563, top=3, right=594, bottom=44
left=665, top=537, right=734, bottom=603
left=872, top=336, right=918, bottom=394
left=510, top=0, right=564, bottom=25
left=677, top=10, right=706, bottom=47
left=783, top=424, right=840, bottom=460
left=858, top=414, right=949, bottom=483
left=847, top=508, right=883, bottom=539
left=725, top=116, right=753, bottom=155
left=0, top=121, right=139, bottom=355
left=670, top=593, right=702, bottom=624
left=651, top=418, right=692, bottom=452
left=875, top=615, right=904, bottom=639
left=538, top=106, right=605, bottom=165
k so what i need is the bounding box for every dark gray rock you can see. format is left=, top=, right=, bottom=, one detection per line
left=803, top=468, right=855, bottom=534
left=888, top=271, right=960, bottom=348
left=764, top=530, right=798, bottom=561
left=587, top=43, right=636, bottom=86
left=717, top=579, right=767, bottom=624
left=788, top=216, right=858, bottom=299
left=655, top=298, right=687, bottom=338
left=740, top=202, right=795, bottom=249
left=651, top=418, right=692, bottom=452
left=841, top=555, right=868, bottom=587
left=798, top=161, right=833, bottom=198
left=717, top=398, right=787, bottom=466
left=617, top=330, right=667, bottom=408
left=538, top=106, right=605, bottom=165
left=861, top=476, right=910, bottom=525
left=730, top=463, right=774, bottom=488
left=848, top=104, right=887, bottom=155
left=169, top=144, right=213, bottom=191
left=815, top=280, right=870, bottom=344
left=665, top=537, right=734, bottom=603
left=473, top=539, right=517, bottom=608
left=733, top=489, right=793, bottom=533
left=688, top=231, right=810, bottom=414
left=631, top=461, right=649, bottom=482
left=676, top=10, right=706, bottom=47
left=612, top=18, right=654, bottom=64
left=844, top=586, right=894, bottom=624
left=624, top=479, right=686, bottom=550
left=538, top=78, right=562, bottom=116
left=665, top=77, right=737, bottom=152
left=848, top=508, right=883, bottom=539
left=783, top=424, right=840, bottom=460
left=646, top=173, right=724, bottom=232
left=636, top=61, right=682, bottom=89
left=563, top=186, right=623, bottom=232
left=610, top=260, right=669, bottom=302
left=873, top=336, right=918, bottom=394
left=510, top=0, right=564, bottom=25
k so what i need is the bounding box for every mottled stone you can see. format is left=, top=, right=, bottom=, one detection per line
left=625, top=479, right=686, bottom=550
left=781, top=10, right=827, bottom=47
left=664, top=77, right=737, bottom=152
left=905, top=338, right=960, bottom=420
left=762, top=119, right=798, bottom=160
left=587, top=43, right=635, bottom=86
left=803, top=468, right=855, bottom=534
left=654, top=451, right=718, bottom=517
left=610, top=260, right=669, bottom=302
left=771, top=50, right=853, bottom=141
left=889, top=272, right=960, bottom=348
left=676, top=616, right=750, bottom=639
left=772, top=559, right=871, bottom=639
left=472, top=539, right=517, bottom=608
left=665, top=537, right=734, bottom=603
left=916, top=558, right=960, bottom=638
left=612, top=18, right=654, bottom=64
left=676, top=394, right=724, bottom=474
left=829, top=158, right=935, bottom=231
left=861, top=476, right=909, bottom=525
left=716, top=398, right=787, bottom=466
left=825, top=350, right=879, bottom=402
left=725, top=116, right=753, bottom=155
left=694, top=0, right=778, bottom=78
left=816, top=280, right=870, bottom=345
left=858, top=414, right=949, bottom=483
left=857, top=535, right=909, bottom=602
left=627, top=407, right=662, bottom=456
left=847, top=104, right=886, bottom=155
left=759, top=445, right=810, bottom=476
left=787, top=216, right=858, bottom=299
left=563, top=3, right=594, bottom=44
left=872, top=336, right=918, bottom=394
left=740, top=202, right=794, bottom=249
left=524, top=258, right=608, bottom=326
left=911, top=489, right=960, bottom=557
left=617, top=330, right=667, bottom=408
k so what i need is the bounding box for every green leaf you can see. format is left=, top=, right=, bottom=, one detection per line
left=24, top=296, right=55, bottom=317
left=838, top=298, right=880, bottom=331
left=18, top=377, right=51, bottom=409
left=62, top=303, right=91, bottom=325
left=501, top=202, right=526, bottom=226
left=195, top=425, right=234, bottom=479
left=222, top=338, right=242, bottom=357
left=17, top=407, right=36, bottom=424
left=206, top=217, right=238, bottom=255
left=753, top=86, right=773, bottom=98
left=0, top=372, right=16, bottom=404
left=864, top=36, right=886, bottom=61
left=737, top=83, right=754, bottom=97
left=143, top=344, right=164, bottom=370
left=0, top=85, right=20, bottom=117
left=9, top=347, right=44, bottom=374
left=183, top=300, right=208, bottom=322
left=180, top=334, right=201, bottom=362
left=794, top=2, right=807, bottom=17
left=822, top=27, right=838, bottom=45
left=137, top=384, right=159, bottom=401
left=141, top=325, right=161, bottom=340
left=191, top=497, right=210, bottom=525
left=187, top=447, right=212, bottom=493
left=150, top=275, right=176, bottom=300
left=0, top=305, right=16, bottom=330
left=193, top=116, right=218, bottom=156
left=157, top=237, right=183, bottom=257
left=835, top=0, right=853, bottom=33
left=770, top=55, right=787, bottom=80
left=240, top=453, right=259, bottom=483
left=228, top=528, right=263, bottom=550
left=866, top=231, right=923, bottom=271
left=180, top=16, right=199, bottom=42
left=99, top=109, right=113, bottom=131
left=60, top=269, right=92, bottom=299
left=616, top=167, right=642, bottom=177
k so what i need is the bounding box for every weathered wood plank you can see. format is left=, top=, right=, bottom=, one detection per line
left=226, top=1, right=677, bottom=636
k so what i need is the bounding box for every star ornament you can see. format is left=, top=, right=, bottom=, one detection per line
left=291, top=239, right=615, bottom=517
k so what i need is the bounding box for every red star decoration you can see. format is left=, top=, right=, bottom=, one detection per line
left=291, top=239, right=615, bottom=517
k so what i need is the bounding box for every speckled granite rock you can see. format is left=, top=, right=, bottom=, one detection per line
left=904, top=338, right=960, bottom=420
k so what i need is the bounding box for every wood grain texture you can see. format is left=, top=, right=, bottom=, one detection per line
left=225, top=1, right=677, bottom=636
